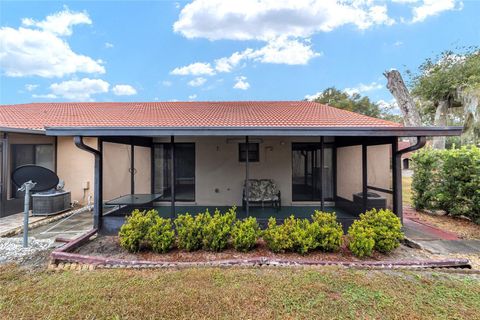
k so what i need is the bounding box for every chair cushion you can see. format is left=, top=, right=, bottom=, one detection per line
left=244, top=179, right=279, bottom=202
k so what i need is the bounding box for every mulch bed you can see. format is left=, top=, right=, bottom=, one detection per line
left=73, top=235, right=432, bottom=264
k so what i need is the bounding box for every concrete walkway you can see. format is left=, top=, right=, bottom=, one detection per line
left=403, top=217, right=480, bottom=255
left=0, top=213, right=46, bottom=237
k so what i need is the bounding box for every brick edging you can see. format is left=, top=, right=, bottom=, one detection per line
left=50, top=229, right=472, bottom=271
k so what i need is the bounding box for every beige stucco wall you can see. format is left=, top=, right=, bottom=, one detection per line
left=336, top=144, right=392, bottom=207
left=367, top=144, right=392, bottom=207
left=336, top=145, right=362, bottom=201
left=53, top=136, right=392, bottom=208
left=134, top=146, right=152, bottom=194
left=102, top=143, right=151, bottom=200
left=153, top=136, right=334, bottom=206
left=56, top=137, right=97, bottom=205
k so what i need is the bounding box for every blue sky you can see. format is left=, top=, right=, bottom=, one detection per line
left=0, top=0, right=479, bottom=112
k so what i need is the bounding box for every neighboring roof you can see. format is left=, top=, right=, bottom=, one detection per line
left=0, top=101, right=462, bottom=137
left=398, top=140, right=414, bottom=157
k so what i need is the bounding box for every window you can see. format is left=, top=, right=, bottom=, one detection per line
left=153, top=143, right=195, bottom=201
left=10, top=144, right=54, bottom=198
left=239, top=143, right=259, bottom=162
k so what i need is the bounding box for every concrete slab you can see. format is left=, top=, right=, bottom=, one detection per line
left=403, top=218, right=459, bottom=241
left=17, top=210, right=93, bottom=243
left=0, top=213, right=45, bottom=236
left=413, top=240, right=480, bottom=255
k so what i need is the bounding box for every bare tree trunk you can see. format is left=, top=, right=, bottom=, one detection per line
left=432, top=100, right=449, bottom=149
left=384, top=70, right=422, bottom=127
left=458, top=87, right=480, bottom=145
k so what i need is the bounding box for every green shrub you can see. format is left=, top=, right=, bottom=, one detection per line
left=347, top=220, right=375, bottom=258
left=231, top=217, right=260, bottom=252
left=411, top=148, right=442, bottom=210
left=118, top=209, right=158, bottom=252
left=361, top=209, right=404, bottom=253
left=201, top=207, right=236, bottom=251
left=412, top=145, right=480, bottom=224
left=146, top=217, right=175, bottom=253
left=174, top=213, right=204, bottom=252
left=263, top=216, right=315, bottom=254
left=347, top=209, right=403, bottom=257
left=439, top=146, right=480, bottom=223
left=263, top=217, right=293, bottom=253
left=310, top=211, right=344, bottom=252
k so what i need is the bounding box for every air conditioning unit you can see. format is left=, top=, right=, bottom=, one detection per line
left=32, top=190, right=71, bottom=216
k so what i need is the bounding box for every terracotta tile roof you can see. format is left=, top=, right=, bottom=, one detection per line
left=0, top=101, right=402, bottom=130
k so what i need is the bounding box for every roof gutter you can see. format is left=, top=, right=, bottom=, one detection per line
left=45, top=126, right=463, bottom=137
left=393, top=136, right=427, bottom=223
left=0, top=127, right=46, bottom=135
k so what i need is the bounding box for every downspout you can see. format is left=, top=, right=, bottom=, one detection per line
left=74, top=136, right=103, bottom=230
left=393, top=136, right=426, bottom=223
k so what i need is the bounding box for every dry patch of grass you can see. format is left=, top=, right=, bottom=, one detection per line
left=1, top=264, right=479, bottom=319
left=403, top=176, right=413, bottom=206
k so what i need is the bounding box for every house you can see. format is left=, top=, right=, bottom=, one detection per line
left=0, top=101, right=461, bottom=233
left=398, top=140, right=413, bottom=170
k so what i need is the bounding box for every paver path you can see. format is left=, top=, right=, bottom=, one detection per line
left=0, top=213, right=45, bottom=236
left=403, top=216, right=480, bottom=255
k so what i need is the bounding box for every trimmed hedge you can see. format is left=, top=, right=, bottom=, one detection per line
left=119, top=209, right=174, bottom=253
left=201, top=208, right=236, bottom=251
left=347, top=208, right=403, bottom=257
left=118, top=207, right=403, bottom=257
left=412, top=146, right=480, bottom=224
left=231, top=217, right=261, bottom=252
left=263, top=212, right=344, bottom=254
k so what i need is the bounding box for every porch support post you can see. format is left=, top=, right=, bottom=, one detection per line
left=74, top=136, right=103, bottom=230
left=170, top=136, right=175, bottom=219
left=245, top=136, right=250, bottom=216
left=130, top=143, right=135, bottom=194
left=362, top=143, right=368, bottom=213
left=393, top=136, right=426, bottom=223
left=320, top=136, right=324, bottom=211
left=392, top=138, right=399, bottom=219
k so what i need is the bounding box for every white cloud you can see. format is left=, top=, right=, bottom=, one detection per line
left=188, top=94, right=197, bottom=100
left=0, top=9, right=105, bottom=78
left=32, top=93, right=57, bottom=99
left=393, top=40, right=404, bottom=47
left=174, top=0, right=395, bottom=41
left=175, top=37, right=320, bottom=78
left=188, top=77, right=207, bottom=87
left=170, top=62, right=215, bottom=76
left=247, top=37, right=321, bottom=65
left=344, top=82, right=383, bottom=95
left=49, top=78, right=110, bottom=100
left=377, top=98, right=401, bottom=115
left=112, top=84, right=137, bottom=96
left=304, top=91, right=323, bottom=101
left=411, top=0, right=461, bottom=23
left=233, top=76, right=250, bottom=90
left=25, top=84, right=38, bottom=91
left=22, top=7, right=91, bottom=36
left=104, top=42, right=114, bottom=48
left=162, top=80, right=172, bottom=87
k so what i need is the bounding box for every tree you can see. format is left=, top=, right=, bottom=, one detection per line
left=311, top=87, right=400, bottom=122
left=409, top=49, right=480, bottom=147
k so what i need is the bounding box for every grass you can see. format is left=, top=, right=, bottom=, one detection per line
left=1, top=264, right=479, bottom=319
left=403, top=176, right=413, bottom=206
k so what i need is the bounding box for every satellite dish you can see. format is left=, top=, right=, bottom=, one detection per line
left=12, top=165, right=59, bottom=192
